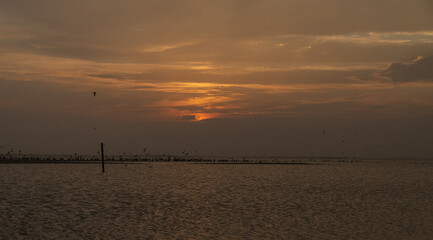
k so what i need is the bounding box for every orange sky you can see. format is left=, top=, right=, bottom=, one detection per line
left=1, top=0, right=433, bottom=157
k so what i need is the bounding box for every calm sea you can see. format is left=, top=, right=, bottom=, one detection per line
left=1, top=161, right=432, bottom=239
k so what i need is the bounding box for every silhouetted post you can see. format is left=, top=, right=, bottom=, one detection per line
left=101, top=142, right=105, bottom=173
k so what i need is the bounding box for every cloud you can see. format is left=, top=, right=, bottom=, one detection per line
left=181, top=114, right=196, bottom=121
left=1, top=0, right=432, bottom=64
left=380, top=56, right=433, bottom=82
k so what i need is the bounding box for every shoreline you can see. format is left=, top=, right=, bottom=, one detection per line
left=1, top=156, right=431, bottom=165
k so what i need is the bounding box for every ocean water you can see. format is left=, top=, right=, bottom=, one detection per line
left=1, top=161, right=432, bottom=239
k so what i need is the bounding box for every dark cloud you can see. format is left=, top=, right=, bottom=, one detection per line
left=181, top=115, right=196, bottom=121
left=380, top=56, right=433, bottom=82
left=369, top=105, right=387, bottom=110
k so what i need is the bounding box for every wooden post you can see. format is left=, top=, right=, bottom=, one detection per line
left=101, top=142, right=105, bottom=173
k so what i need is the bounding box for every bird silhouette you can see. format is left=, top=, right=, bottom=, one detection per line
left=92, top=92, right=96, bottom=96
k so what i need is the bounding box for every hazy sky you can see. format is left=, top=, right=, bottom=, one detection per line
left=1, top=0, right=433, bottom=157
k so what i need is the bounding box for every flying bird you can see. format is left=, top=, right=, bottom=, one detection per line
left=92, top=92, right=96, bottom=96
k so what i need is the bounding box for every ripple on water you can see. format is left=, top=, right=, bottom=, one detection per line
left=1, top=162, right=433, bottom=239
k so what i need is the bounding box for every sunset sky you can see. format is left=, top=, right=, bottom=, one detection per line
left=1, top=0, right=433, bottom=157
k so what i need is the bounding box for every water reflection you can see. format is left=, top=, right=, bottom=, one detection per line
left=0, top=162, right=432, bottom=239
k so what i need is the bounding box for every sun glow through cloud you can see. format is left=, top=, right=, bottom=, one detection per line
left=0, top=0, right=432, bottom=159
